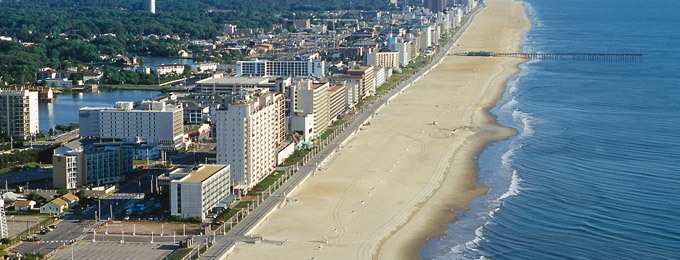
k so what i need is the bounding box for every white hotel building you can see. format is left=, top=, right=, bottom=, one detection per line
left=236, top=54, right=326, bottom=78
left=79, top=101, right=184, bottom=150
left=169, top=164, right=231, bottom=220
left=0, top=90, right=39, bottom=139
left=215, top=89, right=285, bottom=194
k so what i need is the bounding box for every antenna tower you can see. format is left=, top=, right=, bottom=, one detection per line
left=0, top=196, right=8, bottom=239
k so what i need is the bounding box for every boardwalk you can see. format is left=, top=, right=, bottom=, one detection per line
left=454, top=52, right=643, bottom=62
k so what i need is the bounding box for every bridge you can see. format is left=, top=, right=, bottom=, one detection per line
left=453, top=52, right=643, bottom=62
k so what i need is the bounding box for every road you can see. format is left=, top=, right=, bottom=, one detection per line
left=10, top=217, right=91, bottom=256
left=31, top=129, right=80, bottom=146
left=168, top=142, right=214, bottom=166
left=199, top=7, right=482, bottom=259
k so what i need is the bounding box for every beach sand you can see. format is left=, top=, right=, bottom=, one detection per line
left=227, top=0, right=529, bottom=259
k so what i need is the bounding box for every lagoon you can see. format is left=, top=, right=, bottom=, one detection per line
left=38, top=90, right=161, bottom=133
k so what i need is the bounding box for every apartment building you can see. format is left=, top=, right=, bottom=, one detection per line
left=215, top=89, right=285, bottom=194
left=0, top=90, right=39, bottom=139
left=169, top=164, right=231, bottom=220
left=292, top=81, right=330, bottom=138
left=53, top=140, right=134, bottom=189
left=347, top=66, right=376, bottom=99
left=79, top=101, right=184, bottom=150
left=328, top=84, right=347, bottom=121
left=367, top=51, right=400, bottom=68
left=376, top=68, right=389, bottom=89
left=195, top=75, right=291, bottom=95
left=236, top=55, right=326, bottom=78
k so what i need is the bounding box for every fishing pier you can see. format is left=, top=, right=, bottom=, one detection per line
left=453, top=52, right=643, bottom=62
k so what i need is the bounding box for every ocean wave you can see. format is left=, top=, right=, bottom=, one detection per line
left=499, top=170, right=522, bottom=200
left=500, top=97, right=518, bottom=112
left=501, top=147, right=515, bottom=168
left=511, top=110, right=535, bottom=137
left=523, top=2, right=543, bottom=32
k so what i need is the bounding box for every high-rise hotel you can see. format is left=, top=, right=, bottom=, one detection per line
left=0, top=90, right=39, bottom=139
left=236, top=53, right=326, bottom=78
left=214, top=89, right=285, bottom=194
left=79, top=100, right=184, bottom=150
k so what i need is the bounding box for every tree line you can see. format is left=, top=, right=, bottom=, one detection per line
left=0, top=0, right=390, bottom=85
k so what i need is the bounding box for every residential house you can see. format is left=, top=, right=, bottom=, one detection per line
left=14, top=200, right=36, bottom=211
left=40, top=198, right=68, bottom=215
left=61, top=193, right=80, bottom=208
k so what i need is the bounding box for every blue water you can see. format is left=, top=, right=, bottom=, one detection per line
left=39, top=90, right=160, bottom=133
left=422, top=0, right=680, bottom=259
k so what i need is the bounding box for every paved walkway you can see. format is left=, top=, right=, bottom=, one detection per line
left=198, top=8, right=483, bottom=259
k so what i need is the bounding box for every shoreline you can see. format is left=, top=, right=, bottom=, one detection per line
left=226, top=0, right=530, bottom=259
left=378, top=1, right=530, bottom=258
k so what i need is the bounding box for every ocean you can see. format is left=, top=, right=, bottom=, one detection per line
left=422, top=0, right=680, bottom=259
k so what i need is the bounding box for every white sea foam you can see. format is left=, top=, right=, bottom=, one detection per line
left=512, top=110, right=534, bottom=137
left=500, top=97, right=518, bottom=112
left=501, top=148, right=515, bottom=168
left=521, top=116, right=534, bottom=136
left=499, top=170, right=522, bottom=200
left=523, top=2, right=543, bottom=28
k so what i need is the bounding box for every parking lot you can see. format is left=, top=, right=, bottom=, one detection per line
left=51, top=241, right=177, bottom=260
left=5, top=215, right=49, bottom=238
left=96, top=220, right=204, bottom=236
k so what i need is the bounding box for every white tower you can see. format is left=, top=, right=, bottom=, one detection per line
left=0, top=196, right=8, bottom=239
left=150, top=0, right=156, bottom=14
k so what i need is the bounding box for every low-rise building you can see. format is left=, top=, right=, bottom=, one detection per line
left=156, top=64, right=186, bottom=76
left=169, top=164, right=231, bottom=220
left=40, top=198, right=68, bottom=215
left=61, top=193, right=80, bottom=208
left=14, top=200, right=36, bottom=211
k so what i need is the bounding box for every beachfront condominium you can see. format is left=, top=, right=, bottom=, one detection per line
left=52, top=139, right=134, bottom=189
left=236, top=53, right=326, bottom=78
left=287, top=80, right=331, bottom=141
left=215, top=89, right=285, bottom=194
left=328, top=84, right=347, bottom=122
left=347, top=66, right=376, bottom=99
left=79, top=100, right=184, bottom=150
left=367, top=51, right=400, bottom=68
left=288, top=80, right=351, bottom=141
left=0, top=90, right=39, bottom=139
left=168, top=164, right=231, bottom=220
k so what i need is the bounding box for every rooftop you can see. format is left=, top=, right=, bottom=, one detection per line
left=61, top=193, right=79, bottom=202
left=329, top=85, right=345, bottom=92
left=197, top=77, right=272, bottom=85
left=178, top=165, right=229, bottom=183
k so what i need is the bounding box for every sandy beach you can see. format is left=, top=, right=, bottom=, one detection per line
left=227, top=0, right=529, bottom=259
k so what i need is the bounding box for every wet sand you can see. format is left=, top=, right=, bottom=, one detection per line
left=227, top=0, right=529, bottom=259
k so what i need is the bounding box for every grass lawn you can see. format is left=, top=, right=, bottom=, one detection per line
left=166, top=248, right=193, bottom=260
left=250, top=173, right=281, bottom=195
